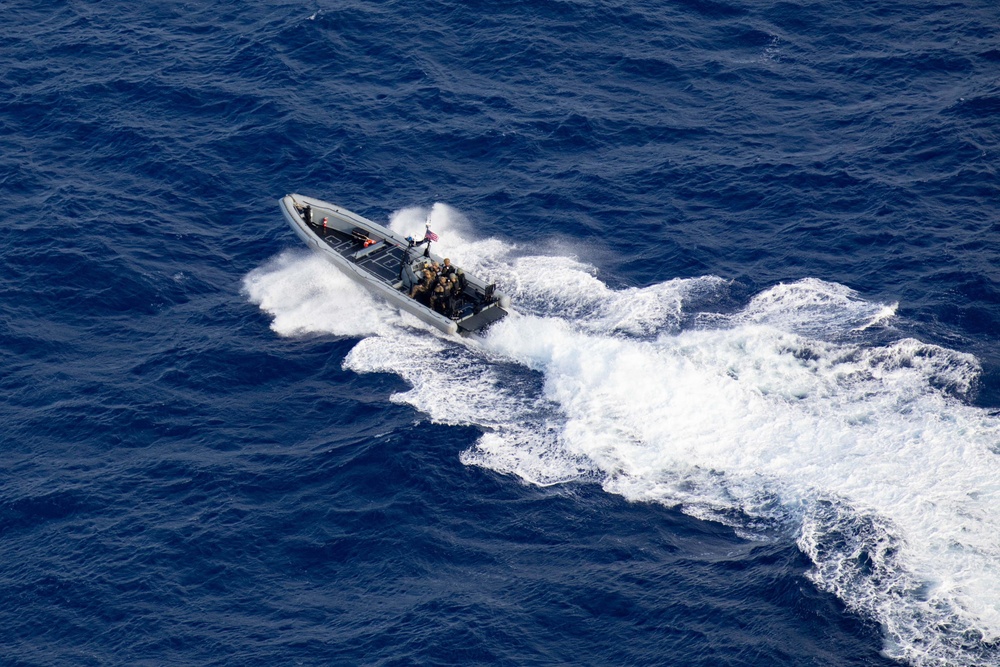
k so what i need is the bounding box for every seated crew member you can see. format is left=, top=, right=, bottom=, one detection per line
left=430, top=275, right=452, bottom=314
left=409, top=269, right=435, bottom=302
left=440, top=258, right=456, bottom=278
left=430, top=282, right=449, bottom=314
left=415, top=260, right=434, bottom=281
left=454, top=268, right=467, bottom=294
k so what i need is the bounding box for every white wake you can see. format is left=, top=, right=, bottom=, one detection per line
left=245, top=204, right=1000, bottom=667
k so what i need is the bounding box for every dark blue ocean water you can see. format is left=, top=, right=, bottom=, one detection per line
left=3, top=1, right=999, bottom=665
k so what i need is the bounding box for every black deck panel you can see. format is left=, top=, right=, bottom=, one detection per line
left=360, top=246, right=407, bottom=282
left=315, top=225, right=408, bottom=285
left=312, top=226, right=355, bottom=255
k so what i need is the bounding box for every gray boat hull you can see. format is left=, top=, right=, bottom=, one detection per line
left=279, top=194, right=509, bottom=335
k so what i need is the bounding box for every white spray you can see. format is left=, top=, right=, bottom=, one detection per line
left=245, top=205, right=1000, bottom=667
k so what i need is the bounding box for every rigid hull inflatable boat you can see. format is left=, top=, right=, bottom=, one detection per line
left=280, top=194, right=509, bottom=335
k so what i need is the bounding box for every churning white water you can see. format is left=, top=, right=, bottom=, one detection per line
left=245, top=205, right=1000, bottom=667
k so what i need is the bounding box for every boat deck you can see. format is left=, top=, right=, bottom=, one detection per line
left=310, top=223, right=493, bottom=322
left=312, top=225, right=408, bottom=284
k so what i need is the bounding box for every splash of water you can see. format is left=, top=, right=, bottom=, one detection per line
left=246, top=205, right=1000, bottom=667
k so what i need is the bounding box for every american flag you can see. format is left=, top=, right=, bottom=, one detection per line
left=424, top=228, right=439, bottom=242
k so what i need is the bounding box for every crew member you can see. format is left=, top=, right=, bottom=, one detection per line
left=410, top=269, right=435, bottom=303
left=430, top=275, right=451, bottom=314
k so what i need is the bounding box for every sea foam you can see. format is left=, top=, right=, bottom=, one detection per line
left=247, top=210, right=1000, bottom=667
